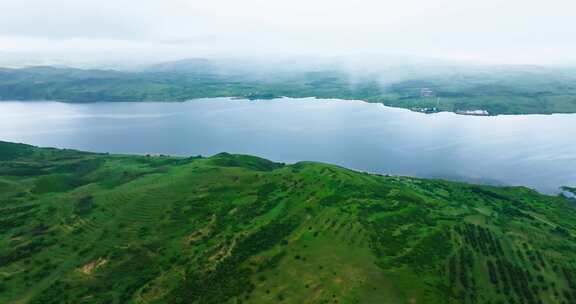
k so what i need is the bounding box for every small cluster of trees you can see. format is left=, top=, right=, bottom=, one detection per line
left=0, top=237, right=53, bottom=267
left=0, top=204, right=36, bottom=217
left=173, top=217, right=300, bottom=303
left=455, top=223, right=504, bottom=257
left=482, top=242, right=576, bottom=304
left=490, top=258, right=540, bottom=303
left=447, top=247, right=477, bottom=302
left=447, top=224, right=571, bottom=303
left=0, top=204, right=38, bottom=230
left=525, top=247, right=548, bottom=272
left=561, top=267, right=576, bottom=302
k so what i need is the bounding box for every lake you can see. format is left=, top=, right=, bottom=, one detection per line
left=1, top=97, right=575, bottom=193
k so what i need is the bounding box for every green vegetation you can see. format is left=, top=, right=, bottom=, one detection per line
left=1, top=140, right=575, bottom=303
left=1, top=63, right=576, bottom=115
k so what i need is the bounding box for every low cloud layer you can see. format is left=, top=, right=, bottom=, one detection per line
left=1, top=0, right=575, bottom=66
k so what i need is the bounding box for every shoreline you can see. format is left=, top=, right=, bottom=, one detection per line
left=2, top=96, right=576, bottom=117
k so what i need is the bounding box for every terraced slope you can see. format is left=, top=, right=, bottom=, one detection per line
left=0, top=141, right=575, bottom=303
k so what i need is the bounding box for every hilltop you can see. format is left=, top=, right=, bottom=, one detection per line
left=0, top=141, right=575, bottom=303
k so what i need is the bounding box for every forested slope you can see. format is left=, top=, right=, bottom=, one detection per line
left=0, top=141, right=575, bottom=303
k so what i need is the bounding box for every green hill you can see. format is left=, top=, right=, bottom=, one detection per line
left=0, top=141, right=575, bottom=303
left=1, top=64, right=576, bottom=115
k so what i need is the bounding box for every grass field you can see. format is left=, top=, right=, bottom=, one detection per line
left=0, top=141, right=575, bottom=303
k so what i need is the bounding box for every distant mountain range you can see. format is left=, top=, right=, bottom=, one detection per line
left=1, top=58, right=576, bottom=115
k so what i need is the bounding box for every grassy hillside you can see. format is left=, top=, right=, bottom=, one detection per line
left=0, top=141, right=575, bottom=303
left=1, top=64, right=576, bottom=115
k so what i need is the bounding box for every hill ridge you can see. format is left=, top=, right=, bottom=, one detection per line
left=0, top=141, right=575, bottom=303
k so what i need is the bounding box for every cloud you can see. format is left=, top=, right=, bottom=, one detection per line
left=1, top=0, right=575, bottom=65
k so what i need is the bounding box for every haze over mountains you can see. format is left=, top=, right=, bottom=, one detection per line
left=1, top=56, right=575, bottom=115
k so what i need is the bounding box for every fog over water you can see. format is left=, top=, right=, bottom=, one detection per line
left=1, top=98, right=574, bottom=194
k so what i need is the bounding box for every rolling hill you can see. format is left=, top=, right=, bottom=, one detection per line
left=0, top=141, right=575, bottom=303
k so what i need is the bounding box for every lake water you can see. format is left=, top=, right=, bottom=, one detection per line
left=1, top=97, right=575, bottom=194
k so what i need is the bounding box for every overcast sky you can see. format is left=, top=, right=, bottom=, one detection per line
left=1, top=0, right=575, bottom=66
